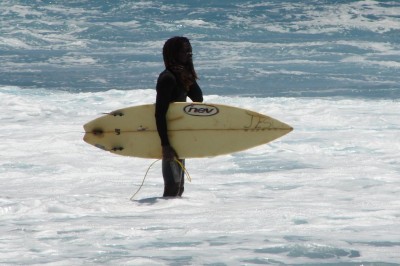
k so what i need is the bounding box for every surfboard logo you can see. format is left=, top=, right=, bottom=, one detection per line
left=183, top=104, right=219, bottom=116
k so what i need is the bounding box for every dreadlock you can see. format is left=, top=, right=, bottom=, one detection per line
left=162, top=36, right=198, bottom=90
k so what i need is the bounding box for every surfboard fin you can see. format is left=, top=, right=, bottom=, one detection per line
left=101, top=111, right=124, bottom=116
left=92, top=129, right=104, bottom=136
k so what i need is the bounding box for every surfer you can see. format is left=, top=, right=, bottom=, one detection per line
left=155, top=36, right=203, bottom=197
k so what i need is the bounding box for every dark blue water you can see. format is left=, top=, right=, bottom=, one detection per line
left=1, top=0, right=400, bottom=98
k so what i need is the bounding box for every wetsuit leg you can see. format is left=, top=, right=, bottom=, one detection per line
left=178, top=160, right=185, bottom=196
left=162, top=159, right=185, bottom=197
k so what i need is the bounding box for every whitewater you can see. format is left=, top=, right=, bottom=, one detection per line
left=1, top=88, right=399, bottom=265
left=1, top=0, right=400, bottom=265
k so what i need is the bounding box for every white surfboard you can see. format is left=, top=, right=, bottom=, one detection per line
left=83, top=103, right=292, bottom=159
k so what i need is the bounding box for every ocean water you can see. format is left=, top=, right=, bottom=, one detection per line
left=1, top=1, right=400, bottom=265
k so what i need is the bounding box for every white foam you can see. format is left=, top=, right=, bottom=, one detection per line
left=0, top=37, right=31, bottom=49
left=1, top=87, right=399, bottom=264
left=176, top=19, right=217, bottom=28
left=342, top=55, right=400, bottom=69
left=239, top=1, right=400, bottom=34
left=48, top=55, right=98, bottom=65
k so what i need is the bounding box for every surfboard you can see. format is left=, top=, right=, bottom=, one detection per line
left=83, top=103, right=292, bottom=159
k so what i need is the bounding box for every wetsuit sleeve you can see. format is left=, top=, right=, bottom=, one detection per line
left=155, top=72, right=176, bottom=146
left=187, top=81, right=203, bottom=102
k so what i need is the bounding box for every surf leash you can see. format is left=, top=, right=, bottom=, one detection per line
left=174, top=159, right=192, bottom=182
left=130, top=158, right=191, bottom=200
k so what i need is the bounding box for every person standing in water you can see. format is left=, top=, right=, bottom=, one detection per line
left=155, top=36, right=203, bottom=197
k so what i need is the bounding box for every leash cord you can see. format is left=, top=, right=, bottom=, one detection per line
left=130, top=158, right=191, bottom=200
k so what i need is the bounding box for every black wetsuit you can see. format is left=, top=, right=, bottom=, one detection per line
left=155, top=69, right=203, bottom=197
